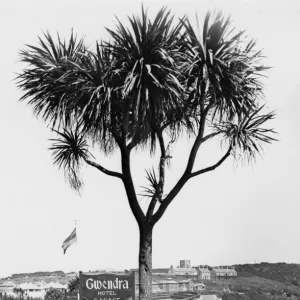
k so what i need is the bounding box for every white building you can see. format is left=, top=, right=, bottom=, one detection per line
left=168, top=266, right=198, bottom=276
left=211, top=267, right=237, bottom=280
left=197, top=266, right=211, bottom=280
left=199, top=295, right=222, bottom=300
left=16, top=281, right=67, bottom=299
left=17, top=282, right=46, bottom=298
left=0, top=281, right=16, bottom=293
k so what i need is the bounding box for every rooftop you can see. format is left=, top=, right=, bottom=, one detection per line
left=197, top=268, right=210, bottom=272
left=199, top=296, right=221, bottom=300
left=171, top=268, right=197, bottom=272
left=211, top=268, right=237, bottom=274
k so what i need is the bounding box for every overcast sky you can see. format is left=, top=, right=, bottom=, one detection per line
left=0, top=0, right=299, bottom=279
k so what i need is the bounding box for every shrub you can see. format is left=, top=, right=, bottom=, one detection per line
left=45, top=289, right=64, bottom=300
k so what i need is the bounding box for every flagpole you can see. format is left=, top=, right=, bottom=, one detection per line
left=75, top=219, right=80, bottom=300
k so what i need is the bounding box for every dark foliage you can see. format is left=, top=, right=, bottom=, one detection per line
left=49, top=125, right=93, bottom=190
left=17, top=9, right=276, bottom=191
left=12, top=271, right=65, bottom=279
left=68, top=275, right=79, bottom=292
left=45, top=289, right=64, bottom=300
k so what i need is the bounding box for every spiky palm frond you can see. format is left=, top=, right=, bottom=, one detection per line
left=49, top=125, right=93, bottom=190
left=17, top=32, right=121, bottom=154
left=214, top=106, right=277, bottom=160
left=140, top=168, right=159, bottom=199
left=68, top=276, right=79, bottom=292
left=106, top=7, right=189, bottom=151
left=183, top=11, right=268, bottom=122
left=17, top=31, right=88, bottom=127
left=18, top=8, right=275, bottom=169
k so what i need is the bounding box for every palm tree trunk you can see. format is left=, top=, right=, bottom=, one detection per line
left=139, top=225, right=153, bottom=300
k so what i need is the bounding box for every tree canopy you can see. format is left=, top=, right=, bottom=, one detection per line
left=18, top=9, right=275, bottom=183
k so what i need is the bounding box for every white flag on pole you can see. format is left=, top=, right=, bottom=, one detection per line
left=62, top=228, right=77, bottom=254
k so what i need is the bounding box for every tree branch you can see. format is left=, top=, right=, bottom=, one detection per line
left=150, top=93, right=221, bottom=226
left=149, top=173, right=190, bottom=226
left=157, top=130, right=166, bottom=201
left=146, top=193, right=159, bottom=221
left=84, top=158, right=123, bottom=179
left=146, top=130, right=166, bottom=221
left=127, top=139, right=139, bottom=152
left=201, top=131, right=221, bottom=143
left=120, top=147, right=145, bottom=226
left=190, top=146, right=232, bottom=178
left=185, top=102, right=208, bottom=174
left=150, top=92, right=208, bottom=226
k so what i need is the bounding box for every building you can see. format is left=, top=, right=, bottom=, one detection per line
left=131, top=268, right=171, bottom=276
left=197, top=266, right=211, bottom=280
left=151, top=268, right=170, bottom=275
left=134, top=277, right=196, bottom=295
left=5, top=280, right=68, bottom=299
left=168, top=266, right=198, bottom=277
left=16, top=282, right=46, bottom=299
left=180, top=260, right=191, bottom=268
left=0, top=281, right=16, bottom=293
left=199, top=295, right=221, bottom=300
left=210, top=267, right=237, bottom=280
left=193, top=282, right=206, bottom=291
left=132, top=265, right=198, bottom=277
left=45, top=282, right=68, bottom=291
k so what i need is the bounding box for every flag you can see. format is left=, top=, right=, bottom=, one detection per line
left=62, top=228, right=77, bottom=254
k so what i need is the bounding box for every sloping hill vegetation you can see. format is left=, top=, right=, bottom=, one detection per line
left=11, top=271, right=66, bottom=279
left=220, top=263, right=300, bottom=299
left=235, top=263, right=300, bottom=287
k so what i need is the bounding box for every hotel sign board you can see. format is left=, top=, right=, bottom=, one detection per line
left=79, top=272, right=135, bottom=300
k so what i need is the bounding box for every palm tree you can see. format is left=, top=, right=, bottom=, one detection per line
left=68, top=276, right=79, bottom=293
left=17, top=7, right=276, bottom=300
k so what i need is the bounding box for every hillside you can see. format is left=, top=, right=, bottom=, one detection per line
left=11, top=271, right=66, bottom=279
left=0, top=271, right=77, bottom=286
left=234, top=262, right=300, bottom=287
left=216, top=263, right=300, bottom=300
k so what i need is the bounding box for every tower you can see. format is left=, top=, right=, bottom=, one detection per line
left=180, top=260, right=191, bottom=268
